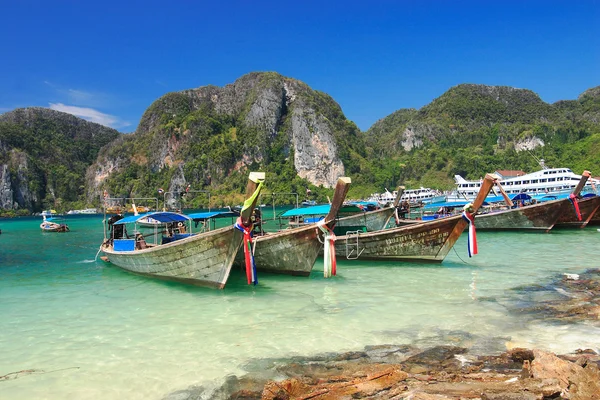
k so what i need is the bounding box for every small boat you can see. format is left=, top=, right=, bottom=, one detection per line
left=136, top=215, right=167, bottom=227
left=333, top=174, right=496, bottom=263
left=67, top=208, right=98, bottom=215
left=99, top=172, right=265, bottom=288
left=41, top=209, right=57, bottom=217
left=234, top=177, right=351, bottom=276
left=127, top=205, right=150, bottom=213
left=40, top=216, right=69, bottom=232
left=301, top=200, right=317, bottom=206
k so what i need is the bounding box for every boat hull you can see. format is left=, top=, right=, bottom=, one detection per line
left=334, top=215, right=466, bottom=263
left=336, top=207, right=395, bottom=232
left=102, top=226, right=242, bottom=289
left=235, top=224, right=322, bottom=276
left=554, top=196, right=600, bottom=228
left=475, top=199, right=567, bottom=232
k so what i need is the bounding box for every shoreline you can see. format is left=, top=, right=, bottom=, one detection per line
left=165, top=269, right=600, bottom=399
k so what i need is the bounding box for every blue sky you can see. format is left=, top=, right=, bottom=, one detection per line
left=1, top=0, right=598, bottom=131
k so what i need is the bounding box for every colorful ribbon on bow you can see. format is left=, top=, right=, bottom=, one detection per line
left=568, top=193, right=582, bottom=221
left=234, top=217, right=257, bottom=285
left=461, top=210, right=478, bottom=257
left=317, top=221, right=337, bottom=278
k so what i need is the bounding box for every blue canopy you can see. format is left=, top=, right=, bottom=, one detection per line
left=535, top=193, right=570, bottom=202
left=187, top=211, right=239, bottom=220
left=281, top=204, right=364, bottom=217
left=424, top=201, right=477, bottom=210
left=113, top=211, right=191, bottom=225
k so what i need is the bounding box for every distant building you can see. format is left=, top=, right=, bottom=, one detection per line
left=494, top=170, right=526, bottom=180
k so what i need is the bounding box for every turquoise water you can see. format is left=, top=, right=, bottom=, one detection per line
left=1, top=214, right=600, bottom=399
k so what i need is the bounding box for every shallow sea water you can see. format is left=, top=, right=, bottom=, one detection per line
left=1, top=214, right=599, bottom=399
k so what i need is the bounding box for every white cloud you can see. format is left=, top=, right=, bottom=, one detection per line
left=49, top=103, right=126, bottom=129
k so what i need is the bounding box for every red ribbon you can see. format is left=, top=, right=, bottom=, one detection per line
left=569, top=193, right=582, bottom=221
left=234, top=217, right=257, bottom=285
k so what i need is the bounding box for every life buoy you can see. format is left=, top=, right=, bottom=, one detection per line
left=177, top=222, right=183, bottom=227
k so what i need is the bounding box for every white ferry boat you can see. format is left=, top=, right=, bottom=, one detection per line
left=369, top=187, right=446, bottom=206
left=449, top=167, right=599, bottom=201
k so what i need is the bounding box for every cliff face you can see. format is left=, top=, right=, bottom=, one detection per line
left=88, top=72, right=356, bottom=203
left=0, top=108, right=120, bottom=211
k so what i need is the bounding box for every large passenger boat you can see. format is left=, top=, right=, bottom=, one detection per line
left=449, top=167, right=599, bottom=201
left=369, top=187, right=445, bottom=206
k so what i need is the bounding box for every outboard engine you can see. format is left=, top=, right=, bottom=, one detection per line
left=107, top=214, right=125, bottom=239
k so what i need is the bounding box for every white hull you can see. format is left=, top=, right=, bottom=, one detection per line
left=452, top=167, right=599, bottom=201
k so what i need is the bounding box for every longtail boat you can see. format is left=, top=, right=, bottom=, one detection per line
left=587, top=199, right=600, bottom=226
left=539, top=170, right=599, bottom=229
left=473, top=174, right=591, bottom=232
left=40, top=215, right=70, bottom=232
left=99, top=172, right=265, bottom=288
left=235, top=177, right=351, bottom=276
left=333, top=174, right=496, bottom=263
left=335, top=187, right=405, bottom=233
left=554, top=194, right=600, bottom=229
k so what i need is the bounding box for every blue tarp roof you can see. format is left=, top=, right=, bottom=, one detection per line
left=113, top=211, right=191, bottom=225
left=424, top=201, right=477, bottom=209
left=187, top=211, right=239, bottom=220
left=281, top=204, right=364, bottom=217
left=534, top=193, right=570, bottom=202
left=349, top=201, right=379, bottom=206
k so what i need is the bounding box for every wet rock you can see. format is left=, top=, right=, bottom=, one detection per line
left=404, top=346, right=468, bottom=372
left=332, top=351, right=368, bottom=361
left=507, top=348, right=535, bottom=363
left=481, top=393, right=539, bottom=400
left=363, top=344, right=420, bottom=363
left=162, top=386, right=205, bottom=400
left=531, top=349, right=600, bottom=399
left=406, top=394, right=452, bottom=400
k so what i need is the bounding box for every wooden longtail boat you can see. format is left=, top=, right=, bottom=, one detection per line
left=587, top=200, right=600, bottom=226
left=335, top=187, right=405, bottom=233
left=236, top=177, right=351, bottom=276
left=475, top=198, right=567, bottom=232
left=333, top=174, right=496, bottom=263
left=541, top=170, right=599, bottom=229
left=554, top=195, right=600, bottom=228
left=473, top=174, right=593, bottom=232
left=99, top=172, right=264, bottom=288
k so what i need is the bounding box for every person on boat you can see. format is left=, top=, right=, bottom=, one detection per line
left=251, top=207, right=262, bottom=235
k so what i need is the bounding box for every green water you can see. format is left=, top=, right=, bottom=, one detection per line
left=1, top=214, right=599, bottom=399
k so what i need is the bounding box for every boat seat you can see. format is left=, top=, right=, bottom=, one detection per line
left=114, top=239, right=136, bottom=252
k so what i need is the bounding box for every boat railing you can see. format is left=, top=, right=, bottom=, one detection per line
left=345, top=230, right=364, bottom=260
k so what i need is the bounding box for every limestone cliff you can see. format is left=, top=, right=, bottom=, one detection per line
left=0, top=108, right=120, bottom=211
left=88, top=72, right=359, bottom=203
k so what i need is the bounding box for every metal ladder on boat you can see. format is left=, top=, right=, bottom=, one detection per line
left=345, top=230, right=364, bottom=260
